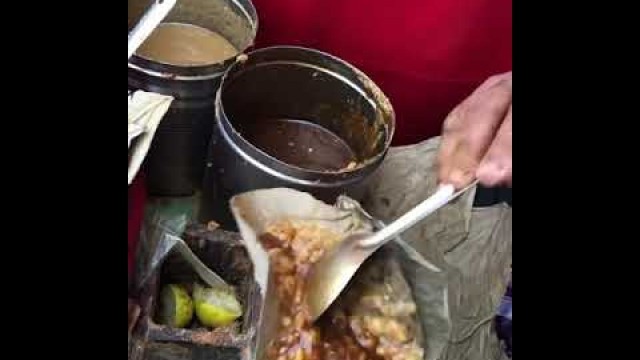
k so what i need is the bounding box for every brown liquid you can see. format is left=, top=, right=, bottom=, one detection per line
left=240, top=119, right=357, bottom=172
left=136, top=23, right=238, bottom=66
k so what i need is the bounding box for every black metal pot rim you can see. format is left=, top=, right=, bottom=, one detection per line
left=127, top=0, right=258, bottom=82
left=127, top=60, right=232, bottom=81
left=215, top=46, right=395, bottom=186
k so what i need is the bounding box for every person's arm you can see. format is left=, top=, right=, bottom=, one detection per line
left=438, top=72, right=512, bottom=188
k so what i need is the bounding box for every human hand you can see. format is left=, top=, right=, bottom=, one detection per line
left=438, top=72, right=512, bottom=188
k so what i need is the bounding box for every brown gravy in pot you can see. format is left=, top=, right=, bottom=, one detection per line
left=136, top=23, right=239, bottom=66
left=239, top=118, right=357, bottom=172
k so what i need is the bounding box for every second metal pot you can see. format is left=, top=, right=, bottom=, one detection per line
left=202, top=46, right=395, bottom=228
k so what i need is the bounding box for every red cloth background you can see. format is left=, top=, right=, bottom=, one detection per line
left=251, top=0, right=512, bottom=145
left=128, top=176, right=146, bottom=281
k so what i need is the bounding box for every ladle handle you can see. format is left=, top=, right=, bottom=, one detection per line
left=359, top=181, right=478, bottom=248
left=128, top=0, right=177, bottom=60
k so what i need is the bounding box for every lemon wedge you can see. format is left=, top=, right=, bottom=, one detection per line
left=193, top=283, right=242, bottom=327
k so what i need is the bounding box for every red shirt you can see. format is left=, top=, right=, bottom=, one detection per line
left=251, top=0, right=512, bottom=145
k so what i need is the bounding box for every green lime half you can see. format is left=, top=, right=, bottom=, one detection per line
left=193, top=283, right=242, bottom=328
left=159, top=284, right=194, bottom=328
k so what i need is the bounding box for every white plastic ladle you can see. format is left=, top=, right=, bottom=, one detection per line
left=305, top=181, right=478, bottom=321
left=127, top=0, right=177, bottom=60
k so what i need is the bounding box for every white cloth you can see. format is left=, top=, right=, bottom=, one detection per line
left=128, top=91, right=173, bottom=185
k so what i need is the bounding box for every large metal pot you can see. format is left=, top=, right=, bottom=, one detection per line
left=128, top=0, right=258, bottom=196
left=202, top=46, right=395, bottom=228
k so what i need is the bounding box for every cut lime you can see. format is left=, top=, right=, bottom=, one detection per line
left=193, top=283, right=242, bottom=328
left=159, top=284, right=194, bottom=328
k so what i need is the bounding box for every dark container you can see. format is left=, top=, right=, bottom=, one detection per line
left=128, top=0, right=258, bottom=196
left=201, top=46, right=395, bottom=228
left=129, top=225, right=261, bottom=360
